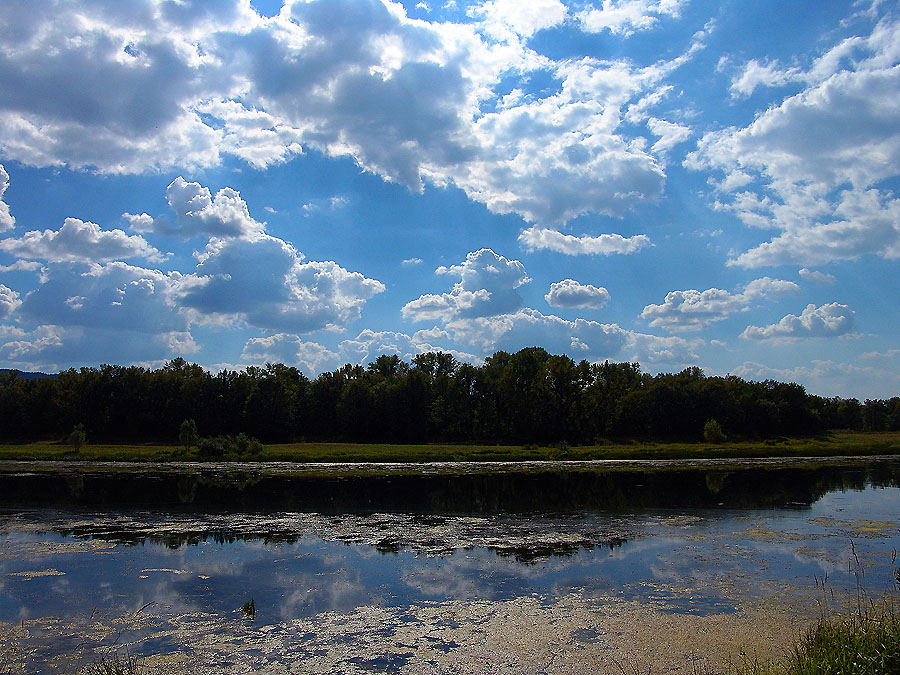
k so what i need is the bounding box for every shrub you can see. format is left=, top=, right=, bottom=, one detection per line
left=197, top=433, right=264, bottom=459
left=197, top=436, right=226, bottom=459
left=178, top=418, right=198, bottom=452
left=234, top=432, right=263, bottom=456
left=703, top=418, right=727, bottom=444
left=67, top=424, right=86, bottom=452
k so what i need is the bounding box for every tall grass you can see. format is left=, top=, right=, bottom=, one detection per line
left=784, top=607, right=900, bottom=674
left=740, top=546, right=900, bottom=675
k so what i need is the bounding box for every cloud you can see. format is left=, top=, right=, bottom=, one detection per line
left=0, top=284, right=20, bottom=319
left=518, top=226, right=651, bottom=256
left=647, top=117, right=692, bottom=156
left=726, top=189, right=900, bottom=267
left=241, top=334, right=339, bottom=375
left=741, top=302, right=855, bottom=340
left=16, top=262, right=186, bottom=334
left=402, top=258, right=423, bottom=266
left=445, top=308, right=629, bottom=358
left=179, top=235, right=384, bottom=332
left=0, top=0, right=707, bottom=227
left=0, top=164, right=14, bottom=232
left=338, top=328, right=478, bottom=367
left=402, top=249, right=529, bottom=322
left=578, top=0, right=687, bottom=37
left=0, top=324, right=196, bottom=372
left=0, top=217, right=164, bottom=262
left=687, top=18, right=900, bottom=266
left=860, top=348, right=900, bottom=362
left=625, top=332, right=701, bottom=365
left=457, top=85, right=667, bottom=224
left=0, top=260, right=42, bottom=273
left=125, top=177, right=265, bottom=239
left=470, top=0, right=568, bottom=40
left=729, top=59, right=801, bottom=98
left=545, top=279, right=610, bottom=309
left=641, top=277, right=799, bottom=332
left=798, top=268, right=836, bottom=285
left=730, top=358, right=899, bottom=398
left=241, top=328, right=479, bottom=376
left=402, top=249, right=686, bottom=366
left=0, top=1, right=259, bottom=173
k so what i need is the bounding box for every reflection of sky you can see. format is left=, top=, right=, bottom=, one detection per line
left=1, top=486, right=899, bottom=657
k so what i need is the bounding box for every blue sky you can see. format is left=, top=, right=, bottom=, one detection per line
left=0, top=0, right=898, bottom=398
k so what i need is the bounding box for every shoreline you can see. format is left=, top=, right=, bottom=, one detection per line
left=0, top=430, right=898, bottom=465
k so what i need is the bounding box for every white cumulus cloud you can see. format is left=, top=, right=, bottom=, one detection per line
left=519, top=226, right=651, bottom=256
left=445, top=308, right=629, bottom=358
left=798, top=268, right=836, bottom=285
left=0, top=217, right=164, bottom=263
left=687, top=18, right=900, bottom=267
left=0, top=284, right=20, bottom=319
left=641, top=277, right=799, bottom=332
left=729, top=59, right=801, bottom=98
left=16, top=262, right=186, bottom=334
left=625, top=332, right=701, bottom=366
left=0, top=324, right=196, bottom=373
left=470, top=0, right=568, bottom=40
left=0, top=0, right=707, bottom=228
left=402, top=249, right=529, bottom=322
left=578, top=0, right=687, bottom=37
left=0, top=164, right=14, bottom=232
left=241, top=334, right=339, bottom=375
left=125, top=177, right=265, bottom=239
left=179, top=235, right=384, bottom=332
left=545, top=279, right=610, bottom=309
left=741, top=302, right=855, bottom=340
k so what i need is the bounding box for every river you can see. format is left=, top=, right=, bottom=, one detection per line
left=1, top=457, right=899, bottom=673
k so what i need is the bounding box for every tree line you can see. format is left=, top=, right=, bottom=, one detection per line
left=1, top=348, right=898, bottom=445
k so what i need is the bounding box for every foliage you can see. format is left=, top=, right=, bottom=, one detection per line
left=785, top=610, right=900, bottom=674
left=179, top=418, right=198, bottom=452
left=703, top=418, right=727, bottom=444
left=198, top=433, right=264, bottom=458
left=67, top=423, right=86, bottom=452
left=0, top=352, right=898, bottom=447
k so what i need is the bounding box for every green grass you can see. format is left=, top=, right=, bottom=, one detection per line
left=0, top=430, right=897, bottom=463
left=737, top=602, right=900, bottom=675
left=788, top=610, right=900, bottom=674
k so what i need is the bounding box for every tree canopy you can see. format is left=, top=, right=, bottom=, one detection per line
left=1, top=350, right=897, bottom=445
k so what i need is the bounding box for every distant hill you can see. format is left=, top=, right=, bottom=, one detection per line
left=0, top=369, right=57, bottom=380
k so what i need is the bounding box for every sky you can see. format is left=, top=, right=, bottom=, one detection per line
left=0, top=0, right=898, bottom=399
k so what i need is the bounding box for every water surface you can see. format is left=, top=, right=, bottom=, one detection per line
left=2, top=458, right=899, bottom=674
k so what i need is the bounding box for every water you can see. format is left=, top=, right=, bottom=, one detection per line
left=1, top=459, right=899, bottom=673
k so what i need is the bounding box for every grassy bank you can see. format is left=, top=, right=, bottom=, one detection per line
left=0, top=430, right=897, bottom=463
left=738, top=597, right=900, bottom=675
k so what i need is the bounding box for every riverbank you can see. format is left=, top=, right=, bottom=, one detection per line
left=0, top=430, right=898, bottom=463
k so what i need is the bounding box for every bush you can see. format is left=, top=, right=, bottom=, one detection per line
left=703, top=418, right=727, bottom=444
left=234, top=432, right=263, bottom=456
left=178, top=418, right=198, bottom=452
left=197, top=436, right=226, bottom=459
left=67, top=424, right=86, bottom=452
left=197, top=433, right=264, bottom=459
